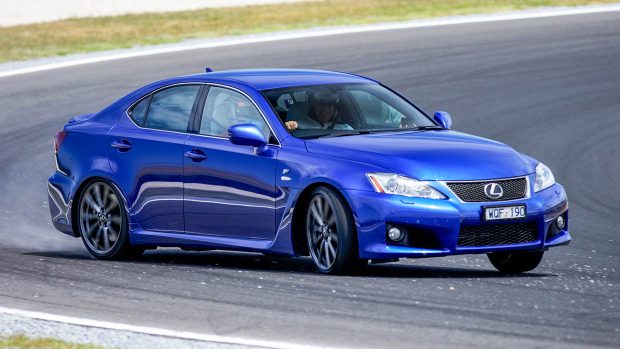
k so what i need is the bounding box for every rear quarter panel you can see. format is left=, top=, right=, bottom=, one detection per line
left=56, top=116, right=115, bottom=200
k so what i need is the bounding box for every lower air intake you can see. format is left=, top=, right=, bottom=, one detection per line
left=457, top=222, right=538, bottom=247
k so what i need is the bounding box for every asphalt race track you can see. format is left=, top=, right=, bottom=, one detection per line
left=0, top=11, right=619, bottom=349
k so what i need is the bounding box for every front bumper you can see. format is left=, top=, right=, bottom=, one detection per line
left=345, top=179, right=570, bottom=260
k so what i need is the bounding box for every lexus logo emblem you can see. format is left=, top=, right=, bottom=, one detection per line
left=484, top=183, right=504, bottom=199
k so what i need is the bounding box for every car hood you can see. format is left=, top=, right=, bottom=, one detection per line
left=304, top=130, right=534, bottom=181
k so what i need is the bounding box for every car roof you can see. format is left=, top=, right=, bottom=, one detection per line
left=183, top=69, right=376, bottom=90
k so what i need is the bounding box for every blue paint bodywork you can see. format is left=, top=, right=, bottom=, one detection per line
left=48, top=69, right=570, bottom=260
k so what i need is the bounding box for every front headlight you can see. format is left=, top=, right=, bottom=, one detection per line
left=366, top=173, right=446, bottom=199
left=534, top=162, right=555, bottom=192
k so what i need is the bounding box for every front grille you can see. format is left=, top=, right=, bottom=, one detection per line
left=457, top=222, right=538, bottom=247
left=447, top=177, right=527, bottom=202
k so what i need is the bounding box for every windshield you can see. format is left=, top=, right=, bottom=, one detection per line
left=262, top=83, right=437, bottom=139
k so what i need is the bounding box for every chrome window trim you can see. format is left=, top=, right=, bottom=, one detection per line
left=439, top=175, right=531, bottom=204
left=124, top=82, right=281, bottom=147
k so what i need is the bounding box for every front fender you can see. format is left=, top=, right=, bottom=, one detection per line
left=268, top=144, right=385, bottom=255
left=275, top=144, right=384, bottom=191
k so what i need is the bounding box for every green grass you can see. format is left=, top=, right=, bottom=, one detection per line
left=0, top=335, right=107, bottom=349
left=0, top=0, right=617, bottom=63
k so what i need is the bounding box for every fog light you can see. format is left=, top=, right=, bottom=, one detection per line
left=556, top=215, right=565, bottom=230
left=387, top=226, right=404, bottom=242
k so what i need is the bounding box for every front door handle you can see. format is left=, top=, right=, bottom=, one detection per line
left=184, top=149, right=207, bottom=162
left=111, top=139, right=132, bottom=151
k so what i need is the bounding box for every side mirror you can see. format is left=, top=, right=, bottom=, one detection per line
left=433, top=111, right=452, bottom=129
left=228, top=123, right=268, bottom=151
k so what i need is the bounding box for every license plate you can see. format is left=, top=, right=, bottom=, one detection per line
left=484, top=205, right=526, bottom=221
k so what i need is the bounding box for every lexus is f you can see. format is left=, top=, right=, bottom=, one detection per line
left=48, top=69, right=570, bottom=274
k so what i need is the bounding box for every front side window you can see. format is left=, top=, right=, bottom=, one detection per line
left=200, top=86, right=271, bottom=140
left=142, top=85, right=200, bottom=132
left=262, top=83, right=436, bottom=139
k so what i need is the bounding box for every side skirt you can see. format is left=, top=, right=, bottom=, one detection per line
left=129, top=229, right=294, bottom=256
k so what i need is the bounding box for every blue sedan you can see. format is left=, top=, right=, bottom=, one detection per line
left=48, top=69, right=570, bottom=274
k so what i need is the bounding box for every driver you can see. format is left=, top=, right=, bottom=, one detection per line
left=285, top=92, right=353, bottom=131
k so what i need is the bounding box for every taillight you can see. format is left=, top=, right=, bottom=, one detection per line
left=54, top=130, right=67, bottom=153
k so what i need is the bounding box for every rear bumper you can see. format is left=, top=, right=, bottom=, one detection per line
left=48, top=172, right=77, bottom=237
left=345, top=181, right=570, bottom=260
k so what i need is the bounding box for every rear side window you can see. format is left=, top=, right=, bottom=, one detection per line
left=129, top=96, right=150, bottom=126
left=142, top=85, right=201, bottom=132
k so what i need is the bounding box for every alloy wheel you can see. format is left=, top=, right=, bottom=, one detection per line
left=306, top=193, right=339, bottom=271
left=79, top=182, right=123, bottom=254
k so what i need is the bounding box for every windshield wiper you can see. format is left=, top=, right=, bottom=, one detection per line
left=366, top=128, right=413, bottom=133
left=366, top=126, right=444, bottom=133
left=319, top=130, right=370, bottom=139
left=317, top=125, right=443, bottom=139
left=412, top=125, right=444, bottom=131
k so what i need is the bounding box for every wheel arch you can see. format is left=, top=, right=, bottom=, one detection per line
left=70, top=175, right=128, bottom=237
left=290, top=181, right=359, bottom=257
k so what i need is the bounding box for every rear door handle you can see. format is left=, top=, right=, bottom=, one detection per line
left=111, top=139, right=132, bottom=151
left=184, top=149, right=207, bottom=162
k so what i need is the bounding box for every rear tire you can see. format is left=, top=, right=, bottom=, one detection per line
left=77, top=180, right=141, bottom=260
left=305, top=186, right=361, bottom=274
left=487, top=250, right=544, bottom=273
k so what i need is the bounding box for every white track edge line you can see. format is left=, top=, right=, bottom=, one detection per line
left=1, top=4, right=619, bottom=79
left=0, top=306, right=330, bottom=349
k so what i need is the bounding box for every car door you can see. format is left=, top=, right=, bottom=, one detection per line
left=108, top=84, right=202, bottom=234
left=183, top=85, right=278, bottom=240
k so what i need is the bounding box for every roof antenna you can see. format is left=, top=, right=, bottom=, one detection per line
left=205, top=67, right=214, bottom=73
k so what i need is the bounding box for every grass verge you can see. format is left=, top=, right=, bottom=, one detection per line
left=0, top=335, right=107, bottom=349
left=0, top=0, right=617, bottom=63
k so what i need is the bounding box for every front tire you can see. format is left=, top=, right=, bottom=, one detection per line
left=77, top=180, right=142, bottom=260
left=305, top=187, right=362, bottom=274
left=487, top=250, right=544, bottom=273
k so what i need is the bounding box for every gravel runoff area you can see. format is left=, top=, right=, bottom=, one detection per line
left=0, top=313, right=265, bottom=349
left=1, top=0, right=303, bottom=26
